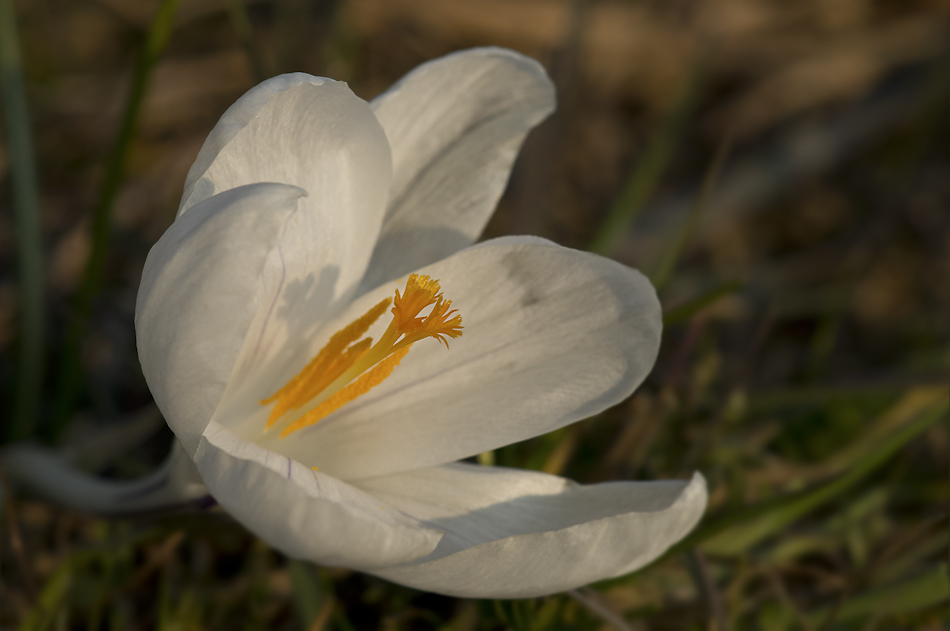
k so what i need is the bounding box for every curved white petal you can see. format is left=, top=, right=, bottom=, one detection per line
left=144, top=76, right=394, bottom=452
left=179, top=73, right=323, bottom=215
left=356, top=463, right=707, bottom=598
left=360, top=48, right=556, bottom=292
left=240, top=236, right=661, bottom=480
left=195, top=422, right=443, bottom=570
left=136, top=183, right=306, bottom=455
left=180, top=74, right=389, bottom=224
left=180, top=72, right=392, bottom=324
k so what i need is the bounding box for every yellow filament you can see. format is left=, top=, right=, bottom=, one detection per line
left=281, top=346, right=411, bottom=436
left=261, top=298, right=390, bottom=427
left=261, top=273, right=463, bottom=436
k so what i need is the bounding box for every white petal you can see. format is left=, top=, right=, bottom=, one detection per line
left=360, top=48, right=555, bottom=292
left=180, top=73, right=392, bottom=320
left=180, top=74, right=389, bottom=223
left=356, top=463, right=707, bottom=598
left=136, top=183, right=306, bottom=455
left=195, top=422, right=443, bottom=570
left=178, top=73, right=323, bottom=214
left=244, top=236, right=661, bottom=480
left=144, top=76, right=394, bottom=449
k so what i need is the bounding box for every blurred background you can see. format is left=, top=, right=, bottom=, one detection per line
left=0, top=0, right=948, bottom=629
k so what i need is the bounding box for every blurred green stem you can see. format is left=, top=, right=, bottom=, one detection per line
left=0, top=0, right=45, bottom=441
left=225, top=0, right=269, bottom=82
left=50, top=0, right=181, bottom=439
left=288, top=560, right=327, bottom=630
left=651, top=130, right=734, bottom=290
left=663, top=281, right=742, bottom=326
left=588, top=65, right=704, bottom=257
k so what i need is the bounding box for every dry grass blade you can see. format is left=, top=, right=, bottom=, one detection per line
left=686, top=548, right=728, bottom=631
left=307, top=600, right=334, bottom=631
left=567, top=588, right=634, bottom=631
left=0, top=465, right=36, bottom=602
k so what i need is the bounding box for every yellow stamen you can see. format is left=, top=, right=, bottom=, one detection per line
left=281, top=346, right=411, bottom=436
left=260, top=274, right=463, bottom=436
left=261, top=298, right=390, bottom=427
left=392, top=274, right=442, bottom=331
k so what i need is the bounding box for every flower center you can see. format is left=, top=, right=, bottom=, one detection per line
left=260, top=274, right=463, bottom=437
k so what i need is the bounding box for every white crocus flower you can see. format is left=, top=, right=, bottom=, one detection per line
left=131, top=47, right=707, bottom=598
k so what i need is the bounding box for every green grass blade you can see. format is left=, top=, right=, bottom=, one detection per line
left=811, top=565, right=949, bottom=626
left=871, top=530, right=948, bottom=586
left=587, top=66, right=704, bottom=257
left=225, top=0, right=269, bottom=82
left=822, top=386, right=946, bottom=472
left=50, top=0, right=181, bottom=439
left=288, top=560, right=327, bottom=630
left=0, top=0, right=45, bottom=441
left=701, top=398, right=947, bottom=556
left=17, top=562, right=73, bottom=631
left=662, top=280, right=742, bottom=326
left=591, top=396, right=948, bottom=590
left=650, top=130, right=734, bottom=290
left=748, top=384, right=909, bottom=412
